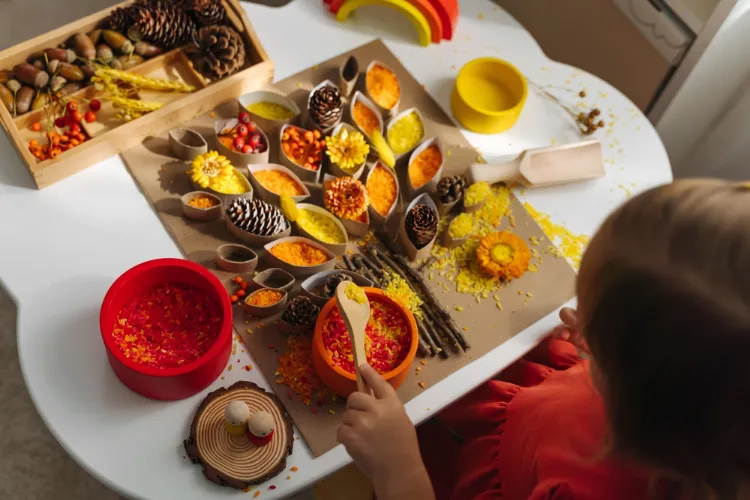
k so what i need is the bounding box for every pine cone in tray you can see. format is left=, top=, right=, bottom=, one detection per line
left=282, top=296, right=320, bottom=327
left=309, top=85, right=343, bottom=129
left=128, top=2, right=196, bottom=49
left=186, top=25, right=246, bottom=80
left=100, top=6, right=134, bottom=32
left=226, top=198, right=288, bottom=237
left=405, top=204, right=438, bottom=248
left=323, top=272, right=353, bottom=298
left=436, top=175, right=466, bottom=204
left=181, top=0, right=226, bottom=27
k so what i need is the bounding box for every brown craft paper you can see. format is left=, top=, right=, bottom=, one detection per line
left=120, top=40, right=577, bottom=457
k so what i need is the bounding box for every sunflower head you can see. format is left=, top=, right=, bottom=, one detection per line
left=189, top=151, right=233, bottom=188
left=326, top=128, right=370, bottom=173
left=476, top=231, right=531, bottom=280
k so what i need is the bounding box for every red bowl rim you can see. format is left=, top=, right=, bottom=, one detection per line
left=313, top=288, right=419, bottom=382
left=100, top=258, right=233, bottom=377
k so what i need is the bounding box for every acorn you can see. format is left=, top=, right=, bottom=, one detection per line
left=102, top=30, right=134, bottom=54
left=49, top=76, right=67, bottom=93
left=110, top=58, right=124, bottom=70
left=32, top=60, right=45, bottom=70
left=31, top=92, right=49, bottom=111
left=79, top=61, right=96, bottom=79
left=88, top=28, right=103, bottom=45
left=118, top=54, right=144, bottom=70
left=0, top=84, right=13, bottom=112
left=72, top=33, right=96, bottom=60
left=56, top=63, right=84, bottom=82
left=0, top=69, right=10, bottom=84
left=15, top=86, right=34, bottom=114
left=59, top=82, right=81, bottom=96
left=6, top=79, right=21, bottom=93
left=13, top=63, right=49, bottom=89
left=96, top=44, right=114, bottom=63
left=134, top=41, right=162, bottom=58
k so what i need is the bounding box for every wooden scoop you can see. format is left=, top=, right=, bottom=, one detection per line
left=468, top=140, right=604, bottom=188
left=335, top=282, right=371, bottom=393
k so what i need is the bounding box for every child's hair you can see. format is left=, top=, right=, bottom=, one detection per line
left=576, top=180, right=750, bottom=499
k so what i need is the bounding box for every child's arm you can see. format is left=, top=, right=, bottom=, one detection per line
left=337, top=364, right=435, bottom=500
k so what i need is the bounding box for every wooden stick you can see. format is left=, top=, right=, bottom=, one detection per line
left=419, top=316, right=447, bottom=358
left=425, top=308, right=461, bottom=353
left=358, top=252, right=386, bottom=279
left=342, top=254, right=357, bottom=272
left=371, top=238, right=470, bottom=352
left=351, top=254, right=382, bottom=288
left=416, top=321, right=435, bottom=357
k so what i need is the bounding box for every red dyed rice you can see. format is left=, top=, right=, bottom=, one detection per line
left=321, top=301, right=410, bottom=374
left=112, top=283, right=222, bottom=369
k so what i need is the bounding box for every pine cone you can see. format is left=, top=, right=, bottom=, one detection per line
left=309, top=85, right=342, bottom=129
left=405, top=204, right=438, bottom=248
left=128, top=3, right=196, bottom=49
left=100, top=6, right=134, bottom=32
left=323, top=272, right=353, bottom=298
left=282, top=296, right=320, bottom=327
left=436, top=175, right=466, bottom=204
left=182, top=0, right=226, bottom=26
left=186, top=25, right=245, bottom=80
left=226, top=198, right=288, bottom=237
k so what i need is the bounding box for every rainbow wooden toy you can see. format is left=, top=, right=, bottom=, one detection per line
left=323, top=0, right=458, bottom=45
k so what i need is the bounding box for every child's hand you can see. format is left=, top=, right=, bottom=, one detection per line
left=337, top=364, right=434, bottom=500
left=552, top=307, right=589, bottom=353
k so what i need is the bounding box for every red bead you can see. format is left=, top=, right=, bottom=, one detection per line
left=233, top=136, right=245, bottom=150
left=249, top=133, right=261, bottom=148
left=238, top=111, right=251, bottom=125
left=236, top=124, right=249, bottom=137
left=89, top=99, right=101, bottom=112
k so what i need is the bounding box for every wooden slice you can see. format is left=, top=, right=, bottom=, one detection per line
left=184, top=381, right=293, bottom=489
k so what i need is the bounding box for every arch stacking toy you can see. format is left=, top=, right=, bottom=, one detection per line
left=325, top=0, right=458, bottom=45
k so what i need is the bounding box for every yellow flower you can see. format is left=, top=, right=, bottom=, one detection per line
left=326, top=129, right=370, bottom=173
left=189, top=151, right=233, bottom=189
left=476, top=232, right=531, bottom=281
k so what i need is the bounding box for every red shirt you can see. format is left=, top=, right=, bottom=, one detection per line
left=419, top=340, right=652, bottom=500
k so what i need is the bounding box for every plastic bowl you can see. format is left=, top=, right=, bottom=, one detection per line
left=99, top=259, right=232, bottom=401
left=451, top=57, right=527, bottom=134
left=312, top=288, right=418, bottom=397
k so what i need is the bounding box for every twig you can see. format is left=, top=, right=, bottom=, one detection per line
left=416, top=333, right=431, bottom=357
left=416, top=318, right=438, bottom=357
left=358, top=252, right=386, bottom=279
left=421, top=316, right=448, bottom=359
left=342, top=254, right=357, bottom=272
left=425, top=308, right=461, bottom=353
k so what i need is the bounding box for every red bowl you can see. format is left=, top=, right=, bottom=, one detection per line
left=100, top=258, right=232, bottom=400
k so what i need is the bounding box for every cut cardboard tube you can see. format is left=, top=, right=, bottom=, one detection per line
left=349, top=91, right=384, bottom=149
left=246, top=163, right=310, bottom=205
left=214, top=244, right=258, bottom=274
left=339, top=55, right=360, bottom=98
left=366, top=161, right=399, bottom=226
left=214, top=118, right=270, bottom=166
left=278, top=124, right=322, bottom=184
left=169, top=128, right=207, bottom=161
left=406, top=136, right=444, bottom=198
left=181, top=191, right=222, bottom=222
left=263, top=236, right=337, bottom=278
left=237, top=88, right=301, bottom=138
left=300, top=270, right=373, bottom=308
left=386, top=107, right=425, bottom=164
left=306, top=79, right=343, bottom=136
left=399, top=193, right=439, bottom=261
left=293, top=203, right=349, bottom=257
left=365, top=60, right=400, bottom=119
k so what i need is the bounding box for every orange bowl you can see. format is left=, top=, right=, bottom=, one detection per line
left=312, top=288, right=418, bottom=397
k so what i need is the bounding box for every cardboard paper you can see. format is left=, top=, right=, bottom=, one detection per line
left=121, top=40, right=577, bottom=457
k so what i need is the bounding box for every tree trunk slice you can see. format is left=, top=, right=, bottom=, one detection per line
left=183, top=381, right=294, bottom=489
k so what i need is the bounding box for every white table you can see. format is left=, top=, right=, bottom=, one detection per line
left=0, top=1, right=672, bottom=499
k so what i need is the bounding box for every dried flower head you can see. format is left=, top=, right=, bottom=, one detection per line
left=326, top=128, right=369, bottom=173
left=324, top=177, right=369, bottom=220
left=189, top=151, right=233, bottom=188
left=476, top=231, right=531, bottom=280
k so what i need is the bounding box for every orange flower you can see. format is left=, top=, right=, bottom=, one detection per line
left=476, top=232, right=530, bottom=280
left=324, top=177, right=369, bottom=220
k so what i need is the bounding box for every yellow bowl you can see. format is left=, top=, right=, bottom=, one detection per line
left=451, top=58, right=527, bottom=134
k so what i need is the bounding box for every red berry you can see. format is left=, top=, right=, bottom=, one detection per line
left=69, top=123, right=81, bottom=134
left=256, top=143, right=267, bottom=153
left=236, top=124, right=249, bottom=137
left=247, top=121, right=256, bottom=133
left=249, top=133, right=261, bottom=148
left=238, top=111, right=251, bottom=125
left=66, top=101, right=78, bottom=114
left=84, top=111, right=96, bottom=123
left=71, top=110, right=83, bottom=123
left=241, top=144, right=252, bottom=154
left=89, top=99, right=101, bottom=112
left=54, top=116, right=68, bottom=128
left=232, top=136, right=245, bottom=150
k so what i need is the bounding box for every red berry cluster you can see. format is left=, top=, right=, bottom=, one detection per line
left=54, top=99, right=100, bottom=129
left=220, top=111, right=267, bottom=155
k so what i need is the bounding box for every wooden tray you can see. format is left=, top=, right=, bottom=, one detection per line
left=0, top=0, right=273, bottom=189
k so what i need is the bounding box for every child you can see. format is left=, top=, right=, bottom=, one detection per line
left=337, top=180, right=750, bottom=500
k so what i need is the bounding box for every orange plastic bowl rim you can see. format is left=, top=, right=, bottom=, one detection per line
left=312, top=288, right=418, bottom=397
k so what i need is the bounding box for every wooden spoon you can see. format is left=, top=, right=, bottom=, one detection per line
left=335, top=281, right=371, bottom=393
left=468, top=140, right=604, bottom=188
